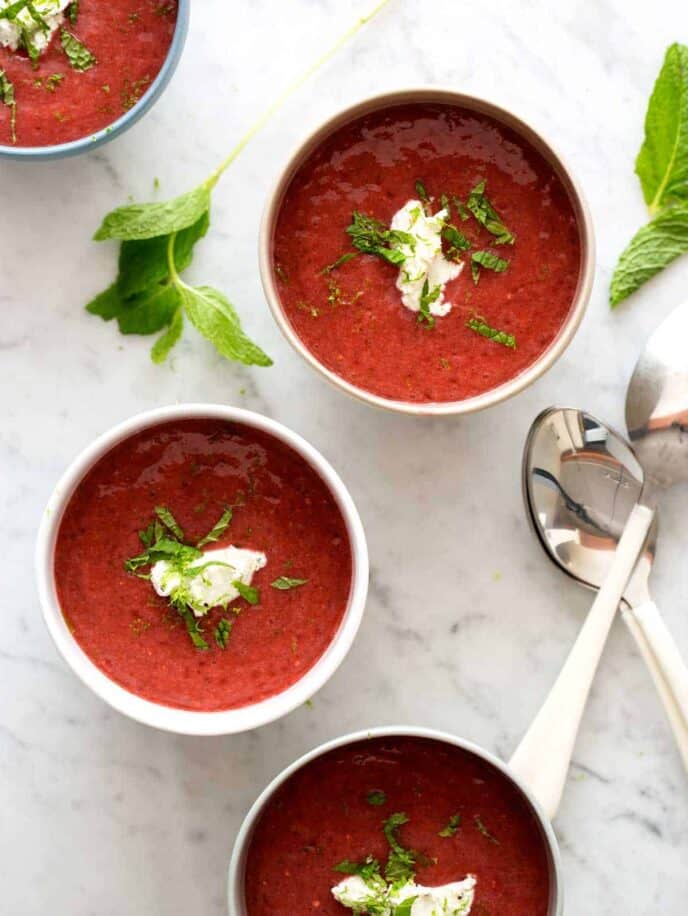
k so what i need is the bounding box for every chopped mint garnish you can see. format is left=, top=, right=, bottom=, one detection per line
left=271, top=576, right=308, bottom=590
left=346, top=211, right=412, bottom=266
left=0, top=69, right=17, bottom=144
left=438, top=813, right=462, bottom=838
left=323, top=252, right=359, bottom=273
left=471, top=250, right=509, bottom=284
left=196, top=506, right=233, bottom=548
left=233, top=580, right=259, bottom=605
left=467, top=316, right=516, bottom=349
left=214, top=617, right=232, bottom=649
left=60, top=28, right=96, bottom=71
left=442, top=224, right=471, bottom=260
left=383, top=813, right=416, bottom=884
left=366, top=790, right=387, bottom=806
left=155, top=505, right=185, bottom=542
left=417, top=278, right=440, bottom=328
left=467, top=180, right=515, bottom=244
left=474, top=815, right=499, bottom=844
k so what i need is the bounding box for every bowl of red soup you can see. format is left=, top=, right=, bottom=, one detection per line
left=35, top=404, right=368, bottom=734
left=0, top=0, right=189, bottom=158
left=260, top=89, right=594, bottom=415
left=228, top=727, right=563, bottom=915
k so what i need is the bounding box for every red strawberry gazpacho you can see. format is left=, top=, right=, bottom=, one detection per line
left=271, top=102, right=583, bottom=404
left=53, top=418, right=353, bottom=711
left=0, top=1, right=178, bottom=147
left=244, top=735, right=551, bottom=915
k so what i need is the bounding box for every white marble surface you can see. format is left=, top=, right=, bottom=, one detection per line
left=2, top=0, right=688, bottom=912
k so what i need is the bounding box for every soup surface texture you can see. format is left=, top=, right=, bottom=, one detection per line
left=273, top=102, right=582, bottom=403
left=0, top=1, right=177, bottom=147
left=54, top=419, right=352, bottom=711
left=244, top=736, right=551, bottom=915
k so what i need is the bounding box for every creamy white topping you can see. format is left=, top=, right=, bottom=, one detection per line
left=0, top=0, right=70, bottom=55
left=390, top=199, right=463, bottom=318
left=151, top=545, right=267, bottom=617
left=332, top=874, right=476, bottom=915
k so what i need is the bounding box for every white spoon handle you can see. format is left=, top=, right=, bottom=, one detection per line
left=621, top=605, right=688, bottom=774
left=509, top=502, right=654, bottom=820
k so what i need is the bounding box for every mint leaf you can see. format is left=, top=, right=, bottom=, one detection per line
left=154, top=506, right=185, bottom=541
left=117, top=284, right=180, bottom=335
left=474, top=815, right=499, bottom=845
left=367, top=790, right=387, bottom=806
left=636, top=43, right=688, bottom=213
left=467, top=316, right=516, bottom=349
left=0, top=69, right=17, bottom=143
left=197, top=506, right=233, bottom=548
left=442, top=224, right=471, bottom=259
left=117, top=212, right=210, bottom=297
left=438, top=813, right=461, bottom=838
left=346, top=211, right=408, bottom=266
left=271, top=576, right=308, bottom=590
left=610, top=202, right=688, bottom=306
left=471, top=250, right=509, bottom=284
left=151, top=307, right=183, bottom=364
left=467, top=181, right=515, bottom=244
left=214, top=617, right=232, bottom=649
left=393, top=898, right=418, bottom=916
left=417, top=279, right=439, bottom=328
left=383, top=813, right=416, bottom=884
left=233, top=580, right=259, bottom=605
left=60, top=28, right=96, bottom=72
left=86, top=284, right=122, bottom=320
left=94, top=186, right=212, bottom=241
left=179, top=284, right=273, bottom=366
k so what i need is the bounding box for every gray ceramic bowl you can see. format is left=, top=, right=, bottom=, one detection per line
left=0, top=0, right=189, bottom=160
left=260, top=88, right=595, bottom=417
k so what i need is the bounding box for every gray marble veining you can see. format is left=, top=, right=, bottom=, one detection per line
left=1, top=0, right=688, bottom=913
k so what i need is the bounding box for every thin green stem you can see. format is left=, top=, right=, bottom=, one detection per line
left=205, top=0, right=392, bottom=187
left=166, top=232, right=182, bottom=285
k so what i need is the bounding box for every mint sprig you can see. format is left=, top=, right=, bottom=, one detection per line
left=611, top=44, right=688, bottom=305
left=87, top=1, right=392, bottom=365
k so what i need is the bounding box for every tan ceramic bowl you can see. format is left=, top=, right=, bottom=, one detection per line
left=259, top=88, right=595, bottom=416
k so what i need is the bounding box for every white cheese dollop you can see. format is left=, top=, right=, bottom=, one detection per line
left=151, top=545, right=267, bottom=617
left=390, top=199, right=463, bottom=318
left=0, top=0, right=71, bottom=55
left=332, top=874, right=476, bottom=916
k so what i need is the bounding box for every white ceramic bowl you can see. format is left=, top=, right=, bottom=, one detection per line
left=227, top=726, right=564, bottom=915
left=35, top=404, right=369, bottom=736
left=259, top=88, right=595, bottom=417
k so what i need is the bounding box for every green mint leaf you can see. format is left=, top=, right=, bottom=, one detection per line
left=45, top=73, right=64, bottom=92
left=367, top=790, right=387, bottom=806
left=392, top=898, right=418, bottom=916
left=383, top=813, right=416, bottom=884
left=346, top=211, right=407, bottom=266
left=636, top=43, right=688, bottom=213
left=442, top=224, right=471, bottom=259
left=467, top=316, right=516, bottom=349
left=323, top=251, right=358, bottom=273
left=0, top=69, right=17, bottom=144
left=60, top=28, right=96, bottom=71
left=271, top=576, right=308, bottom=590
left=417, top=278, right=439, bottom=328
left=471, top=250, right=509, bottom=284
left=154, top=506, right=185, bottom=541
left=138, top=523, right=156, bottom=548
left=333, top=857, right=382, bottom=882
left=178, top=284, right=273, bottom=367
left=0, top=2, right=30, bottom=19
left=151, top=306, right=183, bottom=364
left=467, top=181, right=515, bottom=244
left=86, top=283, right=122, bottom=320
left=233, top=580, right=259, bottom=605
left=178, top=604, right=209, bottom=651
left=117, top=211, right=210, bottom=298
left=452, top=196, right=470, bottom=221
left=474, top=815, right=499, bottom=845
left=68, top=0, right=78, bottom=24
left=438, top=813, right=462, bottom=838
left=116, top=283, right=180, bottom=335
left=415, top=179, right=429, bottom=203
left=197, top=506, right=233, bottom=548
left=610, top=202, right=688, bottom=306
left=214, top=617, right=232, bottom=649
left=94, top=186, right=212, bottom=241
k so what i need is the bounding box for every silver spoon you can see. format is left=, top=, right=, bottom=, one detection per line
left=625, top=301, right=688, bottom=731
left=524, top=406, right=688, bottom=771
left=509, top=408, right=655, bottom=816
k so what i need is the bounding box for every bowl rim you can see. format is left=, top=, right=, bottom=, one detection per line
left=0, top=0, right=190, bottom=160
left=259, top=86, right=596, bottom=417
left=34, top=403, right=369, bottom=736
left=226, top=724, right=564, bottom=915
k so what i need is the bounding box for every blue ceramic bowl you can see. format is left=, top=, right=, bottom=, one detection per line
left=0, top=0, right=189, bottom=161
